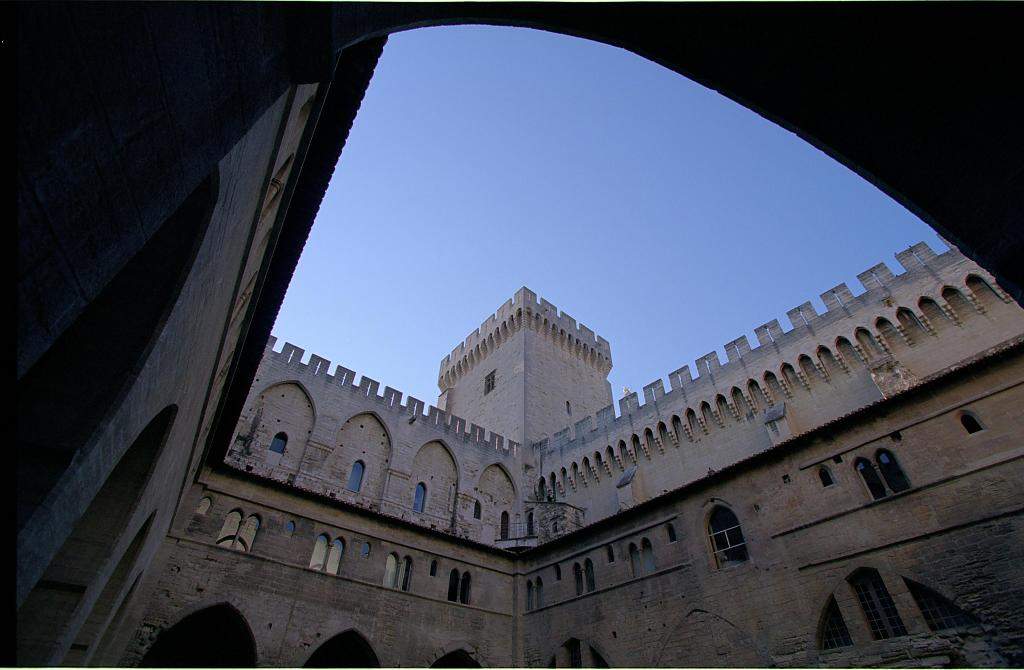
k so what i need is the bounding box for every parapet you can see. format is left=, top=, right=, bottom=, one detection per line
left=437, top=286, right=613, bottom=388
left=259, top=336, right=521, bottom=458
left=533, top=240, right=1002, bottom=452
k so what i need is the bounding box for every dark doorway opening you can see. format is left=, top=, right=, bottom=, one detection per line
left=432, top=649, right=482, bottom=668
left=139, top=603, right=256, bottom=667
left=304, top=630, right=381, bottom=667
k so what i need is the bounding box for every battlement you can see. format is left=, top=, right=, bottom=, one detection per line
left=437, top=286, right=613, bottom=389
left=532, top=240, right=1013, bottom=453
left=261, top=337, right=521, bottom=458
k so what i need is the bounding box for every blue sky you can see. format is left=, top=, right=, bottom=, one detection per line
left=272, top=25, right=945, bottom=411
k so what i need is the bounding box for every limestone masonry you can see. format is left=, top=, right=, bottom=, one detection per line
left=115, top=242, right=1024, bottom=666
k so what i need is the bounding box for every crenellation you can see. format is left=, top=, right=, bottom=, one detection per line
left=725, top=335, right=752, bottom=361
left=642, top=379, right=666, bottom=404
left=619, top=391, right=640, bottom=416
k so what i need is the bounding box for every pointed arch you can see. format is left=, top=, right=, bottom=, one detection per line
left=330, top=412, right=392, bottom=500
left=903, top=578, right=979, bottom=631
left=818, top=595, right=853, bottom=649
left=303, top=628, right=380, bottom=667
left=816, top=345, right=841, bottom=374
left=966, top=274, right=1003, bottom=308
left=140, top=602, right=257, bottom=667
left=942, top=285, right=974, bottom=320
left=896, top=306, right=927, bottom=341
left=919, top=296, right=952, bottom=331
left=411, top=441, right=459, bottom=518
left=835, top=336, right=862, bottom=366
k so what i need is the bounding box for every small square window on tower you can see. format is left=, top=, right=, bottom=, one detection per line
left=484, top=370, right=496, bottom=395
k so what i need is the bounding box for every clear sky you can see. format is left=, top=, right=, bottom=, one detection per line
left=272, top=25, right=946, bottom=413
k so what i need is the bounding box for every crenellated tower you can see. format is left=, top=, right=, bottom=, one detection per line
left=437, top=287, right=613, bottom=447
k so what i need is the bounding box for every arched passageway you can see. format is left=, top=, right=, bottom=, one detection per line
left=17, top=405, right=177, bottom=665
left=139, top=603, right=256, bottom=667
left=431, top=649, right=482, bottom=668
left=304, top=630, right=381, bottom=668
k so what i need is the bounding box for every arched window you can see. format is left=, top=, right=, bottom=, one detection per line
left=537, top=477, right=547, bottom=500
left=875, top=449, right=910, bottom=493
left=708, top=506, right=748, bottom=566
left=473, top=500, right=481, bottom=519
left=855, top=457, right=888, bottom=500
left=459, top=572, right=472, bottom=605
left=447, top=569, right=460, bottom=602
left=237, top=514, right=260, bottom=552
left=554, top=564, right=562, bottom=581
left=666, top=523, right=677, bottom=542
left=216, top=510, right=242, bottom=547
left=641, top=538, right=656, bottom=572
left=960, top=412, right=983, bottom=434
left=819, top=596, right=853, bottom=649
left=818, top=466, right=835, bottom=487
left=605, top=545, right=614, bottom=563
left=269, top=432, right=287, bottom=454
left=526, top=580, right=534, bottom=611
left=904, top=579, right=978, bottom=631
left=566, top=400, right=572, bottom=416
left=429, top=559, right=438, bottom=577
left=346, top=460, right=364, bottom=492
left=966, top=274, right=1002, bottom=308
left=326, top=538, right=344, bottom=574
left=413, top=482, right=427, bottom=513
left=500, top=511, right=510, bottom=540
left=573, top=563, right=584, bottom=596
left=671, top=414, right=685, bottom=442
left=384, top=553, right=399, bottom=588
left=584, top=558, right=596, bottom=592
left=401, top=556, right=413, bottom=591
left=285, top=520, right=295, bottom=535
left=549, top=472, right=557, bottom=498
left=527, top=512, right=534, bottom=536
left=196, top=497, right=211, bottom=515
left=848, top=569, right=907, bottom=639
left=310, top=534, right=329, bottom=571
left=216, top=510, right=259, bottom=552
left=536, top=577, right=544, bottom=608
left=360, top=542, right=371, bottom=558
left=628, top=543, right=641, bottom=577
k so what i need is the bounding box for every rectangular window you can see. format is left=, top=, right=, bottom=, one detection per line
left=484, top=370, right=496, bottom=395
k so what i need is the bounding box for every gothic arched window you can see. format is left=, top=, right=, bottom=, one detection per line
left=573, top=563, right=583, bottom=596
left=447, top=569, right=460, bottom=602
left=326, top=538, right=344, bottom=574
left=536, top=577, right=544, bottom=608
left=526, top=580, right=534, bottom=611
left=459, top=572, right=472, bottom=605
left=310, top=534, right=328, bottom=571
left=346, top=460, right=364, bottom=492
left=875, top=449, right=910, bottom=493
left=584, top=558, right=596, bottom=592
left=818, top=596, right=853, bottom=650
left=819, top=466, right=835, bottom=487
left=848, top=569, right=907, bottom=639
left=269, top=432, right=287, bottom=454
left=641, top=538, right=656, bottom=572
left=473, top=500, right=481, bottom=519
left=628, top=543, right=641, bottom=577
left=855, top=457, right=888, bottom=500
left=708, top=506, right=748, bottom=567
left=960, top=412, right=983, bottom=434
left=384, top=553, right=399, bottom=588
left=413, top=482, right=427, bottom=513
left=500, top=511, right=510, bottom=540
left=527, top=512, right=534, bottom=536
left=904, top=579, right=978, bottom=631
left=401, top=556, right=413, bottom=591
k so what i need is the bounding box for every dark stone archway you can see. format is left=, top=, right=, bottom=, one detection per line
left=139, top=603, right=257, bottom=667
left=304, top=629, right=381, bottom=668
left=431, top=649, right=482, bottom=668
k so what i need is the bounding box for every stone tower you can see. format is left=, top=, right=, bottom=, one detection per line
left=437, top=287, right=613, bottom=447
